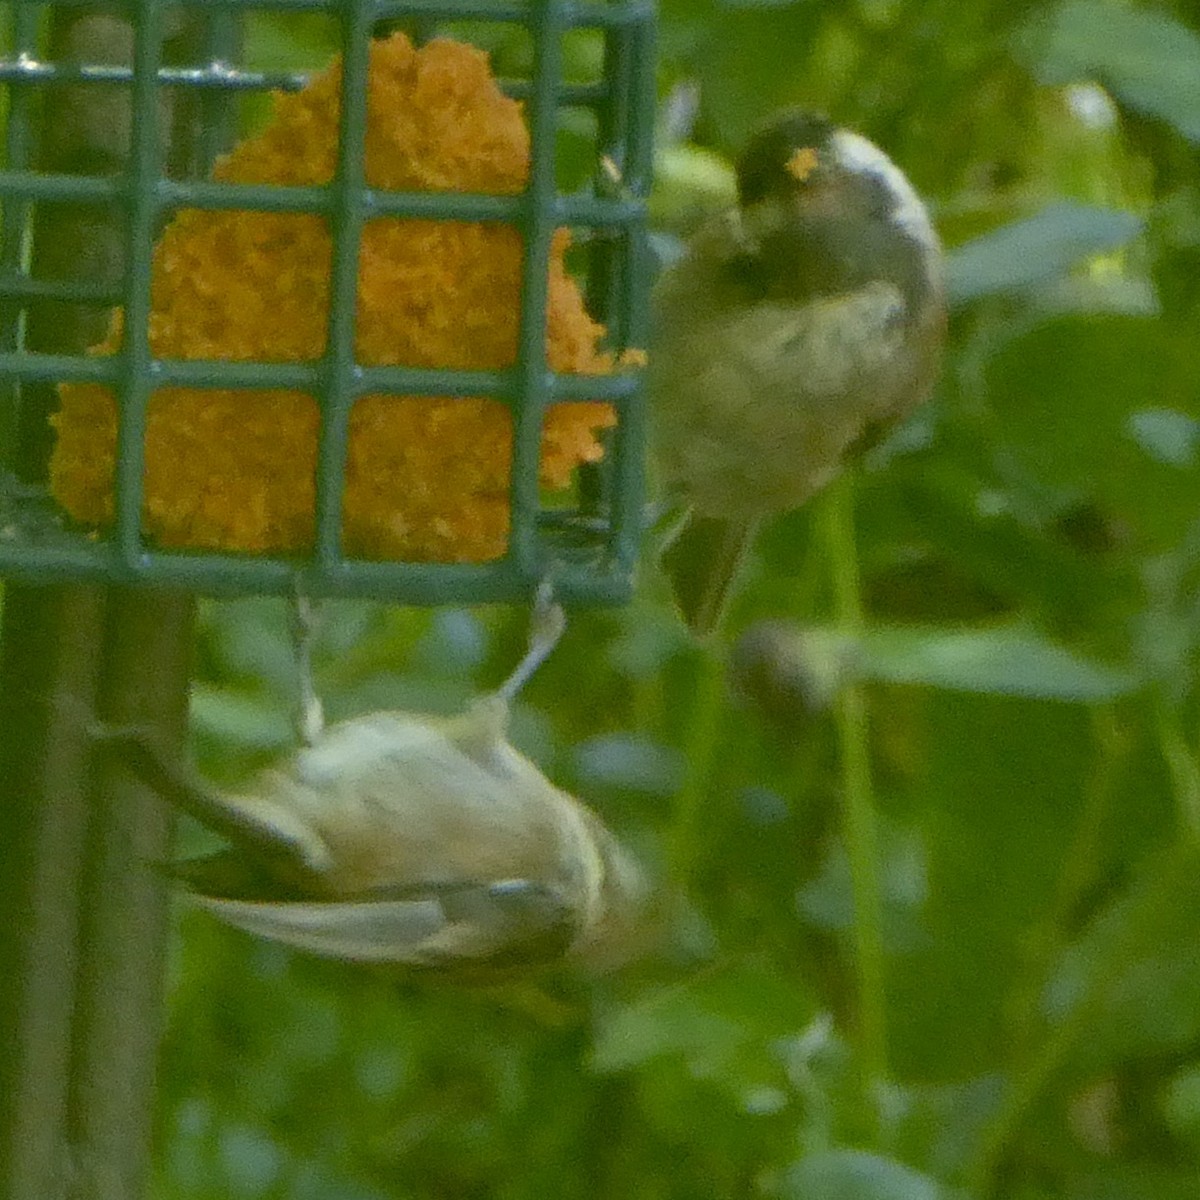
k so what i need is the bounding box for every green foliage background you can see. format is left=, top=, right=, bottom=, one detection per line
left=158, top=2, right=1200, bottom=1198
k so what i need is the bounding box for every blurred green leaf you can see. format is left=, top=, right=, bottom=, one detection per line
left=200, top=597, right=296, bottom=695
left=857, top=624, right=1137, bottom=700
left=1017, top=1, right=1200, bottom=142
left=650, top=143, right=737, bottom=227
left=1043, top=843, right=1200, bottom=1071
left=592, top=996, right=746, bottom=1076
left=1128, top=408, right=1200, bottom=468
left=891, top=1077, right=1006, bottom=1182
left=217, top=1125, right=283, bottom=1197
left=573, top=732, right=686, bottom=796
left=190, top=684, right=293, bottom=753
left=888, top=696, right=1098, bottom=1079
left=797, top=817, right=928, bottom=950
left=411, top=608, right=488, bottom=677
left=946, top=202, right=1143, bottom=303
left=986, top=313, right=1200, bottom=546
left=1066, top=1165, right=1200, bottom=1200
left=1162, top=1064, right=1200, bottom=1149
left=782, top=1149, right=942, bottom=1200
left=243, top=12, right=338, bottom=72
left=289, top=1163, right=393, bottom=1200
left=592, top=968, right=815, bottom=1077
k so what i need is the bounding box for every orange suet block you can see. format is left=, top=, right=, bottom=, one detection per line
left=51, top=33, right=622, bottom=562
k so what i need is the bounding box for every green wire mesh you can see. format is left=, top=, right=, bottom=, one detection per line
left=0, top=0, right=654, bottom=604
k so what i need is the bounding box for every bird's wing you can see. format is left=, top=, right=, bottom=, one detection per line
left=189, top=877, right=576, bottom=968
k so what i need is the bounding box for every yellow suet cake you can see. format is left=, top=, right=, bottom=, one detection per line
left=51, top=33, right=622, bottom=562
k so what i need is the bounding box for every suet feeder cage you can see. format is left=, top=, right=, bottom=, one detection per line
left=0, top=0, right=654, bottom=606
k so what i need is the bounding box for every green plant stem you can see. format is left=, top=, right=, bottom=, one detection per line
left=1002, top=706, right=1127, bottom=1053
left=1049, top=707, right=1128, bottom=925
left=965, top=838, right=1200, bottom=1195
left=965, top=994, right=1083, bottom=1196
left=821, top=475, right=889, bottom=1116
left=1157, top=697, right=1200, bottom=841
left=967, top=708, right=1126, bottom=1193
left=967, top=703, right=1197, bottom=1194
left=671, top=648, right=726, bottom=886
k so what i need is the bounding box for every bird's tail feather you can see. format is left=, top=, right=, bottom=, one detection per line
left=661, top=514, right=759, bottom=636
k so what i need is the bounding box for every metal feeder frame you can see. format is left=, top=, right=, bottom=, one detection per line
left=0, top=0, right=655, bottom=606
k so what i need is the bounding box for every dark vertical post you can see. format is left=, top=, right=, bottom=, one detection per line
left=0, top=583, right=108, bottom=1200
left=65, top=587, right=194, bottom=1200
left=0, top=7, right=232, bottom=1199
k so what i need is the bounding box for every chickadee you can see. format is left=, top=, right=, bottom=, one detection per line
left=98, top=594, right=646, bottom=977
left=651, top=110, right=945, bottom=632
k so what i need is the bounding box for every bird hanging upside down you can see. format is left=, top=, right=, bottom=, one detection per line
left=95, top=588, right=647, bottom=979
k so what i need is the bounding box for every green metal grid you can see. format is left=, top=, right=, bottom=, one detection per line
left=0, top=0, right=655, bottom=604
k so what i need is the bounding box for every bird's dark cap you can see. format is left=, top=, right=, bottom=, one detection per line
left=736, top=110, right=837, bottom=207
